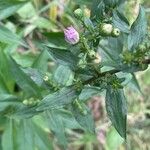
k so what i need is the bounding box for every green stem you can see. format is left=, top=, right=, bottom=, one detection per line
left=81, top=37, right=91, bottom=53
left=84, top=58, right=150, bottom=85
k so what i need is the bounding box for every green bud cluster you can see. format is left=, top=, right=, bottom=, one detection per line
left=43, top=73, right=61, bottom=91
left=106, top=74, right=123, bottom=89
left=74, top=78, right=84, bottom=92
left=23, top=98, right=40, bottom=106
left=48, top=80, right=61, bottom=91
left=122, top=48, right=148, bottom=71
left=122, top=51, right=134, bottom=65
left=122, top=46, right=148, bottom=65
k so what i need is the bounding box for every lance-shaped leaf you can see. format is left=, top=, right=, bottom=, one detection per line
left=0, top=49, right=14, bottom=92
left=32, top=50, right=50, bottom=73
left=32, top=121, right=53, bottom=150
left=106, top=88, right=127, bottom=139
left=54, top=65, right=74, bottom=86
left=71, top=103, right=95, bottom=133
left=46, top=47, right=78, bottom=68
left=37, top=87, right=77, bottom=111
left=2, top=119, right=53, bottom=150
left=127, top=73, right=143, bottom=94
left=91, top=0, right=104, bottom=20
left=2, top=119, right=34, bottom=150
left=0, top=94, right=18, bottom=112
left=112, top=10, right=130, bottom=33
left=11, top=104, right=40, bottom=119
left=54, top=109, right=82, bottom=129
left=0, top=0, right=29, bottom=20
left=128, top=6, right=147, bottom=51
left=79, top=86, right=103, bottom=101
left=9, top=57, right=41, bottom=97
left=0, top=24, right=27, bottom=47
left=46, top=110, right=67, bottom=149
left=0, top=74, right=9, bottom=94
left=0, top=94, right=17, bottom=101
left=0, top=94, right=38, bottom=118
left=44, top=32, right=68, bottom=49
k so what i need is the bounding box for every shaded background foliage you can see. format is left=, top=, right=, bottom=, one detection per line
left=0, top=0, right=150, bottom=150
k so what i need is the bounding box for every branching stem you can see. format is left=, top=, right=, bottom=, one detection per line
left=84, top=58, right=150, bottom=85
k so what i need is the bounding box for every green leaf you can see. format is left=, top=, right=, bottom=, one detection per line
left=32, top=121, right=53, bottom=150
left=47, top=47, right=78, bottom=69
left=127, top=73, right=143, bottom=94
left=34, top=17, right=56, bottom=30
left=99, top=35, right=124, bottom=67
left=120, top=63, right=148, bottom=73
left=9, top=57, right=41, bottom=97
left=44, top=32, right=68, bottom=49
left=71, top=103, right=95, bottom=133
left=46, top=110, right=67, bottom=149
left=106, top=88, right=127, bottom=139
left=112, top=10, right=130, bottom=33
left=55, top=109, right=81, bottom=129
left=0, top=48, right=14, bottom=92
left=116, top=72, right=132, bottom=86
left=23, top=68, right=45, bottom=87
left=128, top=6, right=147, bottom=51
left=91, top=0, right=104, bottom=20
left=37, top=86, right=77, bottom=111
left=0, top=24, right=26, bottom=47
left=0, top=74, right=9, bottom=94
left=0, top=94, right=18, bottom=112
left=2, top=119, right=53, bottom=150
left=0, top=0, right=28, bottom=20
left=11, top=105, right=39, bottom=119
left=17, top=2, right=36, bottom=19
left=0, top=94, right=17, bottom=101
left=84, top=18, right=94, bottom=32
left=79, top=86, right=103, bottom=101
left=0, top=95, right=38, bottom=118
left=103, top=0, right=125, bottom=7
left=32, top=50, right=49, bottom=73
left=12, top=51, right=36, bottom=67
left=75, top=0, right=91, bottom=5
left=2, top=119, right=34, bottom=150
left=107, top=35, right=124, bottom=57
left=54, top=65, right=74, bottom=86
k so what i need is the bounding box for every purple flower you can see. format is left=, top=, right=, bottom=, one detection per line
left=64, top=26, right=79, bottom=45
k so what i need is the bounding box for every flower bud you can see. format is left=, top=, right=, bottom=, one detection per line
left=88, top=50, right=96, bottom=59
left=43, top=75, right=49, bottom=81
left=100, top=23, right=113, bottom=36
left=84, top=8, right=90, bottom=18
left=64, top=26, right=80, bottom=45
left=93, top=53, right=101, bottom=64
left=74, top=8, right=83, bottom=19
left=111, top=28, right=120, bottom=37
left=23, top=99, right=28, bottom=105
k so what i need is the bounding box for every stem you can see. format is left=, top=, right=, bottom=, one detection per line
left=84, top=58, right=150, bottom=85
left=81, top=37, right=91, bottom=53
